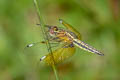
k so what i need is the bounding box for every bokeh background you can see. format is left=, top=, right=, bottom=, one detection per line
left=0, top=0, right=120, bottom=80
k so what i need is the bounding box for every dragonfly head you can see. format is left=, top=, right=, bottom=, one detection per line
left=49, top=26, right=59, bottom=35
left=45, top=25, right=59, bottom=37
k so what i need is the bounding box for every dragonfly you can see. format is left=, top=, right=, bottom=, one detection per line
left=26, top=19, right=104, bottom=65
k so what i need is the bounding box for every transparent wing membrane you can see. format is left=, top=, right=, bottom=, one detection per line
left=40, top=44, right=76, bottom=65
left=59, top=19, right=104, bottom=56
left=59, top=19, right=81, bottom=39
left=24, top=19, right=104, bottom=66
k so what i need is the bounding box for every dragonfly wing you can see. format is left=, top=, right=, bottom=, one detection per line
left=40, top=45, right=76, bottom=65
left=59, top=19, right=81, bottom=39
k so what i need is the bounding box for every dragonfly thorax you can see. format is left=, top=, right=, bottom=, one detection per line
left=48, top=26, right=78, bottom=43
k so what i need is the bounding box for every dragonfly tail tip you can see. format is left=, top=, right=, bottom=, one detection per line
left=100, top=53, right=104, bottom=56
left=98, top=53, right=104, bottom=56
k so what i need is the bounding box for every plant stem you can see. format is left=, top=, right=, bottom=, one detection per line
left=33, top=0, right=59, bottom=80
left=52, top=65, right=59, bottom=80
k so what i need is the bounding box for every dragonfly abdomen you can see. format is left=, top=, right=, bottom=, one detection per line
left=73, top=39, right=104, bottom=56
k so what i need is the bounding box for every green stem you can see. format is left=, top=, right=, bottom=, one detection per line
left=52, top=65, right=59, bottom=80
left=33, top=0, right=59, bottom=80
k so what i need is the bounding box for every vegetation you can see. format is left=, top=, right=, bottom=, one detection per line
left=0, top=0, right=120, bottom=80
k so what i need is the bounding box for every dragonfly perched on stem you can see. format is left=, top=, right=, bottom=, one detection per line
left=26, top=19, right=104, bottom=65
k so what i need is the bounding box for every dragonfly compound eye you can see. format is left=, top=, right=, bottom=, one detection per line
left=53, top=26, right=58, bottom=31
left=49, top=26, right=58, bottom=35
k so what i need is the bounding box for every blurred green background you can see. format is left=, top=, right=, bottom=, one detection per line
left=0, top=0, right=120, bottom=80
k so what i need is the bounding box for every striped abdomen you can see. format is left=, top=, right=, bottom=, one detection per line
left=73, top=39, right=104, bottom=56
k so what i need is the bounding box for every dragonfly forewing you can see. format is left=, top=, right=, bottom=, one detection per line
left=59, top=19, right=81, bottom=39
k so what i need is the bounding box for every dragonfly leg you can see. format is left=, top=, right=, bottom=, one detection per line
left=25, top=39, right=60, bottom=48
left=63, top=43, right=74, bottom=48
